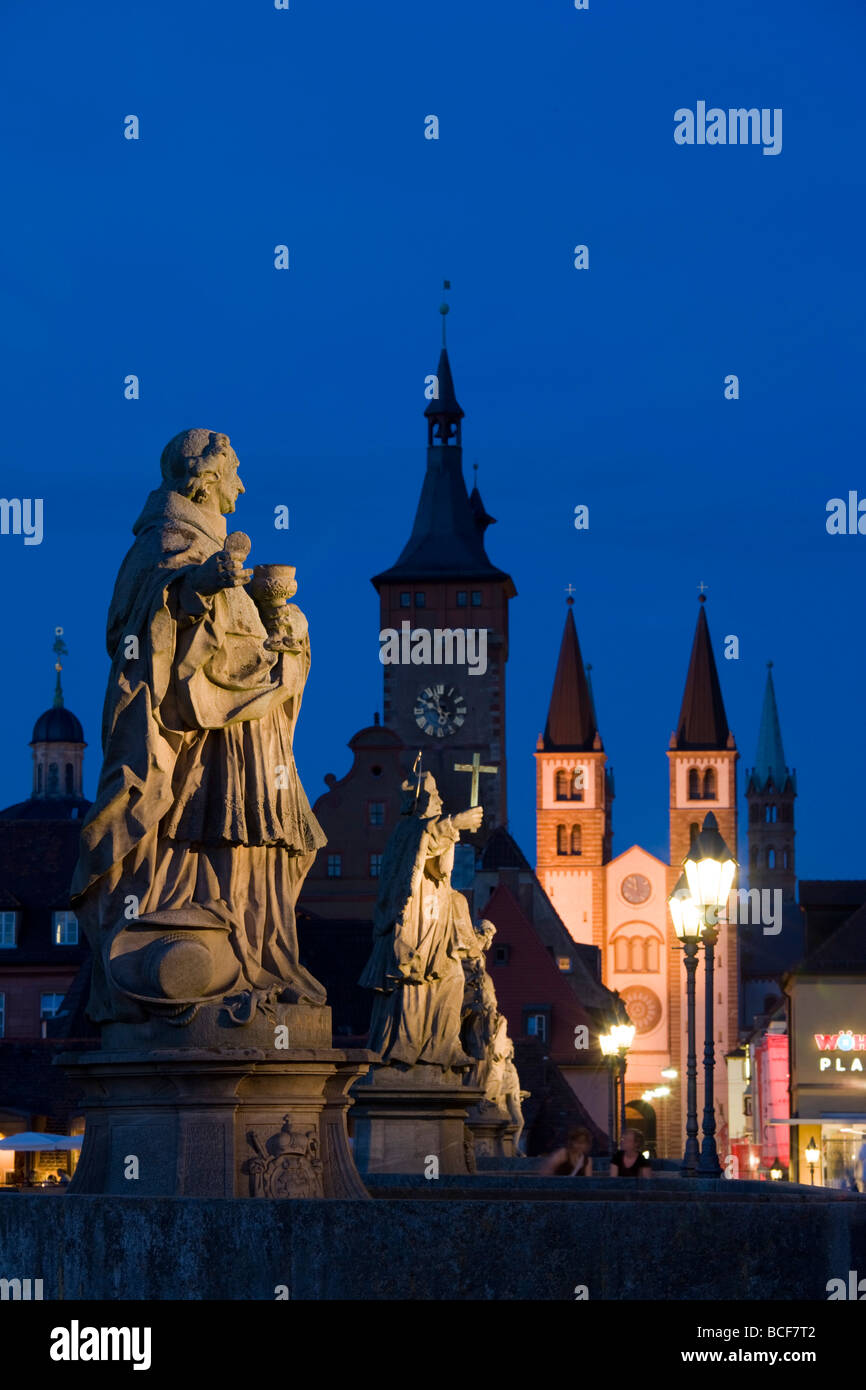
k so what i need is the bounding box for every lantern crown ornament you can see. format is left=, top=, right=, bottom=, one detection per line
left=683, top=811, right=737, bottom=917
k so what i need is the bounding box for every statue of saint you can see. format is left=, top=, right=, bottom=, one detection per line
left=70, top=429, right=326, bottom=1024
left=461, top=920, right=527, bottom=1148
left=359, top=772, right=482, bottom=1070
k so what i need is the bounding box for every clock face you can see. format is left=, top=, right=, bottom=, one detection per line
left=414, top=684, right=467, bottom=738
left=621, top=873, right=651, bottom=905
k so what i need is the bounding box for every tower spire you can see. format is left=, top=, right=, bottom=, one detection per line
left=673, top=595, right=731, bottom=749
left=542, top=595, right=600, bottom=751
left=750, top=661, right=790, bottom=792
left=52, top=626, right=67, bottom=709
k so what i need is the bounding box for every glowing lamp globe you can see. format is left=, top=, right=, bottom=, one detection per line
left=684, top=813, right=737, bottom=916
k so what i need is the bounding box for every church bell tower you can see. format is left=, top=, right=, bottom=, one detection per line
left=371, top=296, right=516, bottom=830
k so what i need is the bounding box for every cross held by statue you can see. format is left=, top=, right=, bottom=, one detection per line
left=453, top=751, right=498, bottom=807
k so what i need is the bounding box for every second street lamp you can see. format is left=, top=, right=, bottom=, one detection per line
left=669, top=872, right=702, bottom=1176
left=611, top=1021, right=636, bottom=1138
left=685, top=812, right=737, bottom=1180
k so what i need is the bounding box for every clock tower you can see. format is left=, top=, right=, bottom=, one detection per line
left=371, top=309, right=515, bottom=831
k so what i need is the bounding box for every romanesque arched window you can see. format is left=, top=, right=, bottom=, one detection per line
left=614, top=936, right=630, bottom=972
left=644, top=937, right=659, bottom=972
left=65, top=763, right=74, bottom=795
left=555, top=770, right=569, bottom=801
left=767, top=847, right=776, bottom=869
left=570, top=825, right=582, bottom=855
left=47, top=762, right=59, bottom=794
left=703, top=768, right=716, bottom=799
left=688, top=769, right=700, bottom=800
left=556, top=825, right=568, bottom=855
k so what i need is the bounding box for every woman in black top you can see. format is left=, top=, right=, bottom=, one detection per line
left=610, top=1127, right=652, bottom=1177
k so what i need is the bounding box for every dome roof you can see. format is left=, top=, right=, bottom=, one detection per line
left=30, top=706, right=85, bottom=744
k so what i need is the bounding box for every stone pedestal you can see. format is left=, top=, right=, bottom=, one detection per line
left=351, top=1065, right=484, bottom=1175
left=466, top=1105, right=511, bottom=1162
left=62, top=1005, right=374, bottom=1198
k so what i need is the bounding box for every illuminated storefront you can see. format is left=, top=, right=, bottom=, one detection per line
left=782, top=974, right=866, bottom=1187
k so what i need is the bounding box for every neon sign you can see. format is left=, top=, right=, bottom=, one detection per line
left=814, top=1030, right=865, bottom=1072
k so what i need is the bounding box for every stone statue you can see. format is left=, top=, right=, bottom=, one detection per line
left=359, top=771, right=482, bottom=1070
left=460, top=920, right=527, bottom=1154
left=70, top=428, right=326, bottom=1026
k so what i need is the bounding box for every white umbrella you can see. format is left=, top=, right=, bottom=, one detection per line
left=0, top=1132, right=82, bottom=1151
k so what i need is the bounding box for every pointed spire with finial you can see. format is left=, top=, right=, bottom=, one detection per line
left=749, top=661, right=792, bottom=793
left=673, top=592, right=731, bottom=749
left=542, top=591, right=600, bottom=751
left=469, top=460, right=496, bottom=536
left=53, top=626, right=67, bottom=708
left=424, top=279, right=464, bottom=448
left=374, top=286, right=513, bottom=588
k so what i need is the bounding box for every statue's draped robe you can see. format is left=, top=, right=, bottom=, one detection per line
left=70, top=486, right=326, bottom=1023
left=359, top=815, right=472, bottom=1069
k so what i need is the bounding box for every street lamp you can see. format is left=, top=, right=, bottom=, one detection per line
left=769, top=1160, right=783, bottom=1181
left=685, top=813, right=736, bottom=1179
left=669, top=871, right=702, bottom=1176
left=599, top=1029, right=619, bottom=1158
left=805, top=1136, right=820, bottom=1186
left=611, top=1021, right=636, bottom=1138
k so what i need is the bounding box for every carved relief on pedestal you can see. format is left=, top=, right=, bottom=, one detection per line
left=245, top=1116, right=323, bottom=1198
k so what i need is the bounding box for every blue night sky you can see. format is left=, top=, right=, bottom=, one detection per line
left=1, top=0, right=864, bottom=879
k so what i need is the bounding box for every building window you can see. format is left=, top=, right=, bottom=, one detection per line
left=702, top=768, right=716, bottom=799
left=494, top=944, right=510, bottom=966
left=47, top=762, right=59, bottom=794
left=369, top=853, right=383, bottom=878
left=471, top=591, right=482, bottom=606
left=570, top=825, right=582, bottom=856
left=371, top=765, right=383, bottom=778
left=783, top=847, right=790, bottom=870
left=556, top=825, right=568, bottom=855
left=525, top=1011, right=548, bottom=1043
left=688, top=768, right=700, bottom=800
left=65, top=763, right=74, bottom=794
left=0, top=993, right=4, bottom=1038
left=456, top=591, right=468, bottom=607
left=368, top=802, right=385, bottom=826
left=400, top=592, right=411, bottom=608
left=37, top=764, right=43, bottom=793
left=40, top=993, right=65, bottom=1019
left=0, top=912, right=17, bottom=948
left=766, top=848, right=775, bottom=870
left=555, top=770, right=569, bottom=800
left=414, top=592, right=426, bottom=608
left=556, top=956, right=572, bottom=972
left=614, top=937, right=630, bottom=972
left=327, top=855, right=342, bottom=878
left=644, top=937, right=659, bottom=972
left=750, top=846, right=758, bottom=868
left=53, top=911, right=78, bottom=946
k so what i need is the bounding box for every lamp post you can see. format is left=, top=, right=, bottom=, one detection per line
left=669, top=872, right=702, bottom=1176
left=599, top=1029, right=619, bottom=1158
left=805, top=1137, right=820, bottom=1186
left=684, top=812, right=737, bottom=1180
left=611, top=1022, right=636, bottom=1138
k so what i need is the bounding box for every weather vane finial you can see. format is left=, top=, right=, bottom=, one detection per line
left=52, top=625, right=67, bottom=709
left=440, top=279, right=450, bottom=347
